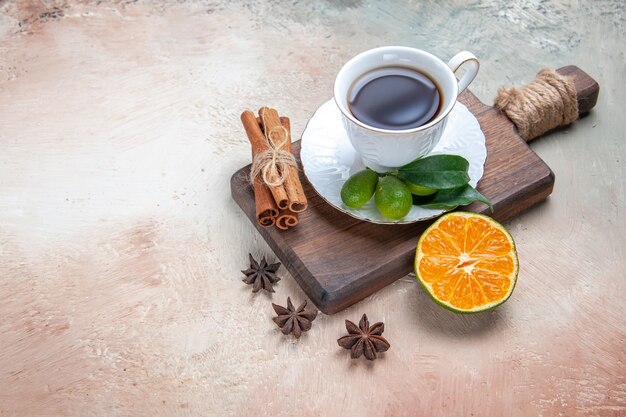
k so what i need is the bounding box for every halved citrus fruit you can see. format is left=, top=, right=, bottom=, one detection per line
left=415, top=212, right=518, bottom=313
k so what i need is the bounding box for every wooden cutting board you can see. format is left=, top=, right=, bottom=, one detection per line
left=230, top=66, right=598, bottom=314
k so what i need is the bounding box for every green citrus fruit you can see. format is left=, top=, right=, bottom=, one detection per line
left=415, top=212, right=519, bottom=313
left=340, top=169, right=379, bottom=209
left=405, top=182, right=438, bottom=196
left=374, top=175, right=412, bottom=220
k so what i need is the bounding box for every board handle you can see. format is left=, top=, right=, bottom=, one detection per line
left=556, top=65, right=599, bottom=116
left=495, top=65, right=599, bottom=142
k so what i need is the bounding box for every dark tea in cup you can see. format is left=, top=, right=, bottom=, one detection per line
left=348, top=66, right=441, bottom=130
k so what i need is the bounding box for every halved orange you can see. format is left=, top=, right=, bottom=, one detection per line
left=415, top=212, right=518, bottom=313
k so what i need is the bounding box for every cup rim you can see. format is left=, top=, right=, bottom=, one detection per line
left=333, top=46, right=459, bottom=134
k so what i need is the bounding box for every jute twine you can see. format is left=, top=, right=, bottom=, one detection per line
left=494, top=68, right=578, bottom=141
left=250, top=125, right=297, bottom=187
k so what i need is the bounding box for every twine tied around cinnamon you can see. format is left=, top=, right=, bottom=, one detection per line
left=250, top=124, right=297, bottom=187
left=494, top=68, right=578, bottom=141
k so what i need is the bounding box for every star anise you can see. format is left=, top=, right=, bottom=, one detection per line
left=337, top=314, right=390, bottom=360
left=272, top=297, right=318, bottom=338
left=241, top=253, right=281, bottom=293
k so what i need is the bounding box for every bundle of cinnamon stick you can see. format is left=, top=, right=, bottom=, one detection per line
left=241, top=107, right=307, bottom=230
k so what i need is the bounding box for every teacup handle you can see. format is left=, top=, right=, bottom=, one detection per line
left=448, top=51, right=479, bottom=94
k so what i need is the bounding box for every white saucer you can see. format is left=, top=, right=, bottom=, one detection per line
left=300, top=99, right=487, bottom=224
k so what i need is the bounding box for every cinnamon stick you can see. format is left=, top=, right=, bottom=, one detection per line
left=243, top=112, right=279, bottom=226
left=240, top=110, right=289, bottom=210
left=257, top=116, right=291, bottom=133
left=276, top=209, right=298, bottom=230
left=254, top=176, right=278, bottom=227
left=258, top=107, right=308, bottom=213
left=276, top=117, right=299, bottom=230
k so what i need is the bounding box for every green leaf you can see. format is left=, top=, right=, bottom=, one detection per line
left=398, top=154, right=470, bottom=189
left=411, top=194, right=435, bottom=206
left=411, top=184, right=493, bottom=212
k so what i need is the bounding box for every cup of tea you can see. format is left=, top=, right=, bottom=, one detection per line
left=333, top=46, right=479, bottom=172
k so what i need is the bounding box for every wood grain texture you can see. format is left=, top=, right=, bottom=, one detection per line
left=556, top=65, right=600, bottom=115
left=232, top=89, right=554, bottom=314
left=0, top=1, right=624, bottom=417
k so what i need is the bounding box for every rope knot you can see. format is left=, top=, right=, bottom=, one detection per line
left=250, top=125, right=296, bottom=187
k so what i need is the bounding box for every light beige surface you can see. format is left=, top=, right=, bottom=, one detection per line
left=0, top=1, right=624, bottom=416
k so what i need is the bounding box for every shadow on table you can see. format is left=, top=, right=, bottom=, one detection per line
left=408, top=284, right=506, bottom=337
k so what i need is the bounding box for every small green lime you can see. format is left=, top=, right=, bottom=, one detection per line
left=375, top=175, right=412, bottom=220
left=340, top=169, right=379, bottom=209
left=405, top=182, right=438, bottom=196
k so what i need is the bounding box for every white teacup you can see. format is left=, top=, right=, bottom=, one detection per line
left=333, top=46, right=479, bottom=172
